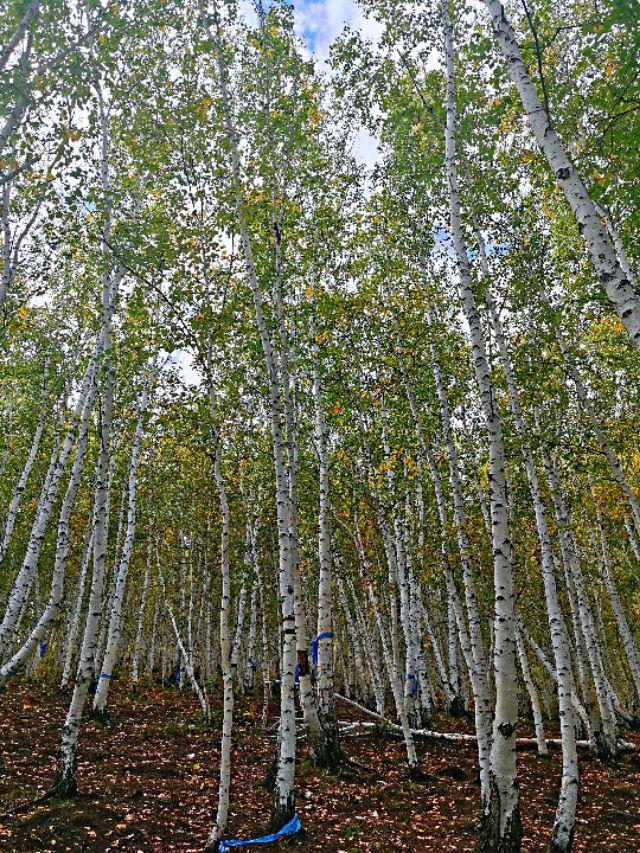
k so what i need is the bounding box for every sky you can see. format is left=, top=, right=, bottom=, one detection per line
left=177, top=0, right=383, bottom=388
left=293, top=0, right=383, bottom=168
left=292, top=0, right=382, bottom=63
left=239, top=0, right=383, bottom=169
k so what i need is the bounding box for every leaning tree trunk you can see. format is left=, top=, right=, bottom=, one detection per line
left=0, top=366, right=98, bottom=685
left=207, top=1, right=296, bottom=826
left=60, top=522, right=95, bottom=691
left=206, top=422, right=234, bottom=851
left=0, top=371, right=48, bottom=564
left=52, top=23, right=120, bottom=793
left=481, top=0, right=640, bottom=351
left=93, top=374, right=151, bottom=716
left=310, top=307, right=341, bottom=768
left=594, top=508, right=640, bottom=704
left=440, top=0, right=519, bottom=846
left=54, top=348, right=116, bottom=796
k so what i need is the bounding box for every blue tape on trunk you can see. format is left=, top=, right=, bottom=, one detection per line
left=310, top=631, right=332, bottom=665
left=218, top=811, right=301, bottom=851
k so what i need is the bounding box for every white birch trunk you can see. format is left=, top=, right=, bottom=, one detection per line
left=206, top=2, right=296, bottom=824
left=61, top=523, right=95, bottom=691
left=0, top=381, right=47, bottom=563
left=93, top=376, right=151, bottom=714
left=206, top=420, right=233, bottom=850
left=595, top=509, right=640, bottom=703
left=311, top=308, right=341, bottom=765
left=544, top=453, right=618, bottom=757
left=53, top=11, right=120, bottom=791
left=132, top=541, right=152, bottom=689
left=481, top=0, right=640, bottom=350
left=515, top=629, right=547, bottom=756
left=0, top=365, right=98, bottom=684
left=479, top=276, right=577, bottom=846
left=440, top=1, right=519, bottom=843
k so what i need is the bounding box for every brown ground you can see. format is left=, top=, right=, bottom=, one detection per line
left=1, top=682, right=639, bottom=851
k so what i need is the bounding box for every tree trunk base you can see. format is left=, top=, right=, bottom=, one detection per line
left=269, top=793, right=295, bottom=835
left=311, top=724, right=343, bottom=772
left=47, top=768, right=78, bottom=800
left=477, top=790, right=521, bottom=853
left=548, top=821, right=574, bottom=853
left=450, top=695, right=467, bottom=717
left=594, top=729, right=618, bottom=763
left=89, top=706, right=111, bottom=725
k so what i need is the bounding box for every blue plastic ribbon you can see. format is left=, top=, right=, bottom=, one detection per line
left=218, top=811, right=302, bottom=852
left=310, top=631, right=332, bottom=665
left=294, top=662, right=299, bottom=683
left=247, top=659, right=257, bottom=671
left=405, top=673, right=418, bottom=698
left=100, top=673, right=112, bottom=679
left=39, top=641, right=48, bottom=658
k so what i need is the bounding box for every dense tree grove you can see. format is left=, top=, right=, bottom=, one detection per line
left=1, top=0, right=640, bottom=850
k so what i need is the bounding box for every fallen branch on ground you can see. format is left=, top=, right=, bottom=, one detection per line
left=334, top=694, right=639, bottom=753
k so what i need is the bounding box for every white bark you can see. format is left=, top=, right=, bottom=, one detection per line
left=0, top=365, right=98, bottom=684
left=53, top=8, right=120, bottom=790
left=206, top=419, right=233, bottom=850
left=0, top=373, right=48, bottom=564
left=440, top=2, right=519, bottom=840
left=595, top=509, right=640, bottom=703
left=0, top=367, right=96, bottom=659
left=206, top=0, right=296, bottom=823
left=543, top=453, right=618, bottom=758
left=159, top=557, right=209, bottom=718
left=481, top=0, right=640, bottom=350
left=480, top=272, right=577, bottom=845
left=0, top=0, right=40, bottom=76
left=132, top=541, right=152, bottom=688
left=515, top=629, right=547, bottom=756
left=60, top=523, right=95, bottom=691
left=311, top=308, right=340, bottom=763
left=93, top=375, right=151, bottom=713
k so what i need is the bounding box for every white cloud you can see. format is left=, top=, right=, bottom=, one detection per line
left=294, top=0, right=383, bottom=65
left=354, top=126, right=380, bottom=171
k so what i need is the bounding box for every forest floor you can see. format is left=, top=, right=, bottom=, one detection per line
left=1, top=682, right=640, bottom=852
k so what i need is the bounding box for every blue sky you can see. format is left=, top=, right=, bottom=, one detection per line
left=237, top=0, right=383, bottom=168
left=292, top=0, right=383, bottom=167
left=291, top=0, right=382, bottom=62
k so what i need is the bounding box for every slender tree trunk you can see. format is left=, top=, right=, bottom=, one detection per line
left=440, top=2, right=519, bottom=845
left=594, top=508, right=640, bottom=703
left=481, top=0, right=640, bottom=350
left=132, top=541, right=152, bottom=690
left=61, top=522, right=95, bottom=691
left=206, top=2, right=297, bottom=825
left=515, top=629, right=547, bottom=756
left=93, top=375, right=151, bottom=714
left=206, top=417, right=233, bottom=851
left=0, top=371, right=48, bottom=563
left=0, top=366, right=98, bottom=684
left=310, top=309, right=341, bottom=768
